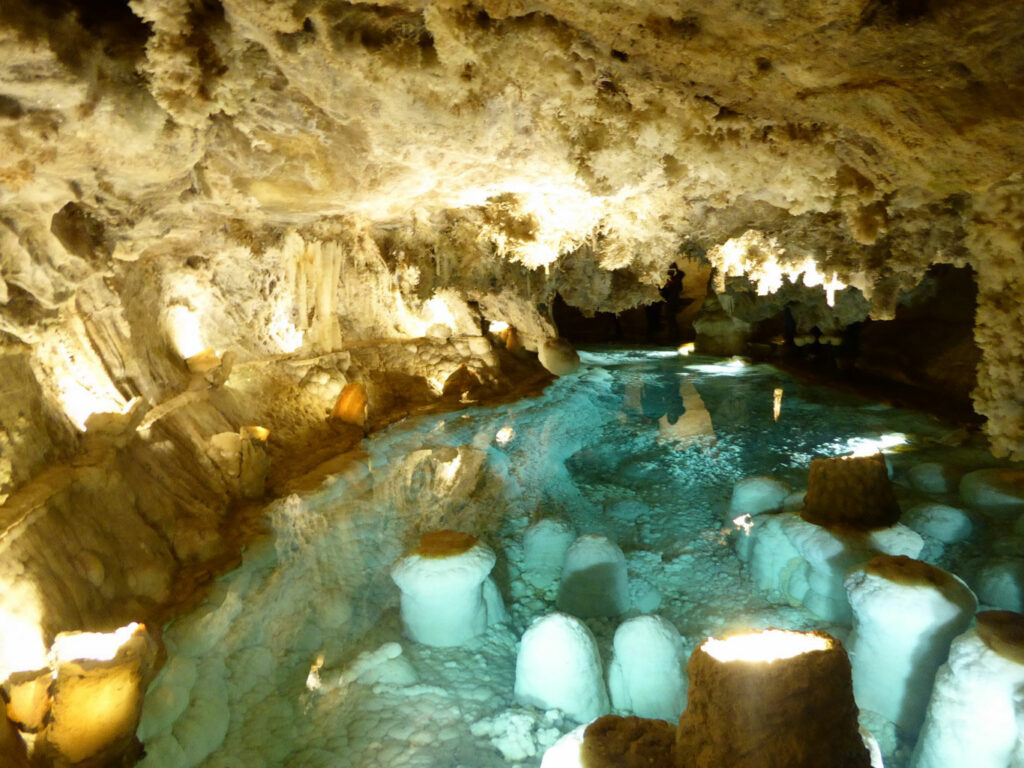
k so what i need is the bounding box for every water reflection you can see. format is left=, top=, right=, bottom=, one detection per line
left=623, top=375, right=717, bottom=448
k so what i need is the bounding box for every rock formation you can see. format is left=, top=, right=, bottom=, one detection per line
left=1, top=2, right=1023, bottom=760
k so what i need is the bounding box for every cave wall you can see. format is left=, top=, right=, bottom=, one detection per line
left=0, top=0, right=1023, bottom=681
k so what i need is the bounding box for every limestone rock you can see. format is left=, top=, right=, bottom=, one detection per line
left=802, top=453, right=901, bottom=530
left=515, top=612, right=609, bottom=724
left=390, top=530, right=501, bottom=647
left=2, top=667, right=51, bottom=732
left=677, top=630, right=869, bottom=768
left=902, top=501, right=972, bottom=544
left=960, top=468, right=1024, bottom=516
left=844, top=556, right=977, bottom=733
left=581, top=715, right=676, bottom=768
left=912, top=612, right=1024, bottom=768
left=39, top=624, right=159, bottom=765
left=557, top=534, right=631, bottom=618
left=538, top=337, right=581, bottom=377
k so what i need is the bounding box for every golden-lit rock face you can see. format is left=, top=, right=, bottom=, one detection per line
left=0, top=0, right=1023, bottom=686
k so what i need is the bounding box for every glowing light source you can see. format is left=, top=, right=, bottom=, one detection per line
left=166, top=305, right=205, bottom=359
left=702, top=629, right=830, bottom=663
left=54, top=376, right=133, bottom=431
left=495, top=426, right=515, bottom=445
left=710, top=231, right=847, bottom=307
left=475, top=183, right=605, bottom=269
left=424, top=295, right=457, bottom=332
left=269, top=305, right=304, bottom=353
left=50, top=623, right=142, bottom=664
left=773, top=387, right=783, bottom=421
left=437, top=454, right=462, bottom=486
left=306, top=653, right=325, bottom=692
left=733, top=514, right=754, bottom=535
left=0, top=592, right=48, bottom=678
left=241, top=425, right=270, bottom=442
left=677, top=342, right=695, bottom=356
left=684, top=359, right=751, bottom=376
left=846, top=433, right=908, bottom=457
left=488, top=320, right=509, bottom=334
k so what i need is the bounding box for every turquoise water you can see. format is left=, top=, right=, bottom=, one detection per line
left=137, top=348, right=997, bottom=768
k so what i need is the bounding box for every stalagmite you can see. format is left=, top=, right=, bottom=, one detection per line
left=515, top=612, right=610, bottom=724
left=902, top=502, right=973, bottom=544
left=728, top=476, right=791, bottom=520
left=742, top=510, right=924, bottom=622
left=390, top=530, right=504, bottom=647
left=607, top=615, right=685, bottom=722
left=802, top=453, right=901, bottom=530
left=912, top=611, right=1024, bottom=768
left=523, top=517, right=577, bottom=578
left=844, top=555, right=977, bottom=733
left=676, top=629, right=870, bottom=768
left=557, top=534, right=631, bottom=618
left=959, top=468, right=1024, bottom=516
left=330, top=382, right=369, bottom=428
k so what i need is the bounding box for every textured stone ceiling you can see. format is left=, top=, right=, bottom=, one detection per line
left=1, top=0, right=1023, bottom=471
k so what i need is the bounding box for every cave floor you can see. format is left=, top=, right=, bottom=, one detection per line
left=137, top=347, right=1009, bottom=768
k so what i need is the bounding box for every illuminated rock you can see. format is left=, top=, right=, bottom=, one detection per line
left=728, top=475, right=791, bottom=518
left=912, top=611, right=1024, bottom=768
left=907, top=462, right=964, bottom=495
left=390, top=530, right=503, bottom=647
left=582, top=715, right=676, bottom=768
left=538, top=337, right=580, bottom=376
left=184, top=348, right=222, bottom=374
left=515, top=612, right=609, bottom=723
left=693, top=294, right=752, bottom=356
left=557, top=535, right=630, bottom=618
left=207, top=431, right=241, bottom=478
left=523, top=518, right=576, bottom=578
left=802, top=453, right=901, bottom=530
left=2, top=666, right=51, bottom=732
left=38, top=623, right=158, bottom=765
left=330, top=382, right=368, bottom=427
left=744, top=511, right=923, bottom=622
left=541, top=721, right=589, bottom=768
left=960, top=468, right=1024, bottom=517
left=239, top=425, right=270, bottom=499
left=676, top=630, right=870, bottom=768
left=607, top=615, right=685, bottom=721
left=844, top=555, right=977, bottom=733
left=902, top=502, right=973, bottom=543
left=973, top=557, right=1024, bottom=612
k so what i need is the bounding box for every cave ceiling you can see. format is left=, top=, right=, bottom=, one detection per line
left=1, top=0, right=1024, bottom=454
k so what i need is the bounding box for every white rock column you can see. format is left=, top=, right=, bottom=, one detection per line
left=390, top=530, right=501, bottom=647
left=557, top=535, right=630, bottom=618
left=515, top=612, right=609, bottom=723
left=844, top=555, right=977, bottom=733
left=912, top=611, right=1024, bottom=768
left=744, top=511, right=923, bottom=622
left=607, top=615, right=685, bottom=721
left=523, top=518, right=576, bottom=578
